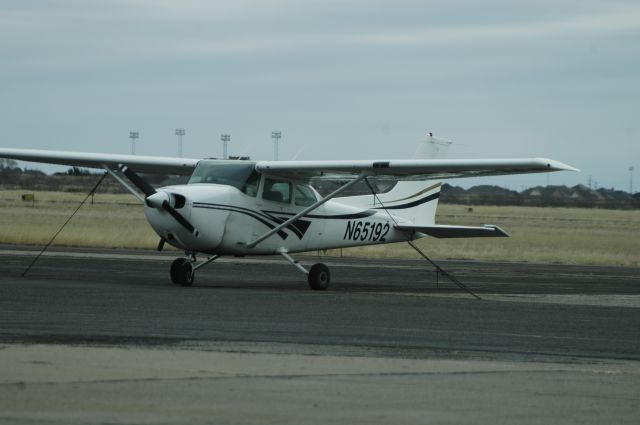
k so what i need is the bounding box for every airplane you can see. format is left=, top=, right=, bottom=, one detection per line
left=0, top=134, right=578, bottom=289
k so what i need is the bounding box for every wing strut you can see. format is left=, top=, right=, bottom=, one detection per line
left=102, top=164, right=145, bottom=203
left=246, top=172, right=369, bottom=249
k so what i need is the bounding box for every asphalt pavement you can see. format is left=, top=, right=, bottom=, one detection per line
left=1, top=246, right=639, bottom=424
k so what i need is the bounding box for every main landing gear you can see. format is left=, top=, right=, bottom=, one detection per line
left=278, top=248, right=331, bottom=291
left=307, top=263, right=330, bottom=290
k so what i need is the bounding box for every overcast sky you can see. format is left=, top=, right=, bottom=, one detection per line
left=2, top=0, right=639, bottom=190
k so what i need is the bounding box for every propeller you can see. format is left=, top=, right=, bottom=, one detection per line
left=119, top=165, right=199, bottom=237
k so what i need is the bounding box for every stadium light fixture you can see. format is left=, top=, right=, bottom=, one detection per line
left=272, top=131, right=282, bottom=161
left=175, top=128, right=186, bottom=157
left=129, top=131, right=139, bottom=155
left=221, top=134, right=231, bottom=159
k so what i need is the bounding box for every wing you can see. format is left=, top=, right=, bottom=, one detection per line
left=256, top=158, right=579, bottom=181
left=0, top=148, right=200, bottom=175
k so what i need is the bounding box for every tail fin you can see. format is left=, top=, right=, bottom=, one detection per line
left=337, top=133, right=451, bottom=224
left=376, top=133, right=450, bottom=224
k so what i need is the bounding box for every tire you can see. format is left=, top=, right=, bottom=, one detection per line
left=170, top=258, right=188, bottom=285
left=308, top=263, right=330, bottom=290
left=178, top=262, right=195, bottom=287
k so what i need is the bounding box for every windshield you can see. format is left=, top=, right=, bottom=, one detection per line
left=188, top=161, right=258, bottom=192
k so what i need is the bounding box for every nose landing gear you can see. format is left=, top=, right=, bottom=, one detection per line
left=170, top=257, right=194, bottom=286
left=170, top=253, right=221, bottom=287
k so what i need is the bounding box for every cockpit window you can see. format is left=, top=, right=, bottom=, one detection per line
left=188, top=161, right=258, bottom=192
left=263, top=178, right=291, bottom=204
left=294, top=184, right=317, bottom=206
left=242, top=171, right=261, bottom=197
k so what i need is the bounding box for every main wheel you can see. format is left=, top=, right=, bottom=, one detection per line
left=170, top=258, right=188, bottom=285
left=308, top=263, right=330, bottom=290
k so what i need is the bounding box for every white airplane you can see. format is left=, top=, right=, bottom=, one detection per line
left=0, top=134, right=577, bottom=289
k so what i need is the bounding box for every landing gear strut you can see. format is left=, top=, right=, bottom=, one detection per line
left=278, top=248, right=331, bottom=291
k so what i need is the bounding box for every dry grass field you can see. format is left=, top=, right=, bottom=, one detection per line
left=0, top=191, right=159, bottom=249
left=1, top=190, right=638, bottom=266
left=338, top=204, right=640, bottom=267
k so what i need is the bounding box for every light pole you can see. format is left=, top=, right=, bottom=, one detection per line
left=129, top=131, right=139, bottom=155
left=630, top=166, right=635, bottom=195
left=221, top=134, right=231, bottom=159
left=175, top=128, right=185, bottom=157
left=272, top=131, right=282, bottom=160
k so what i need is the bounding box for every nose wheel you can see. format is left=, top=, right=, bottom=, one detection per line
left=170, top=257, right=195, bottom=287
left=169, top=254, right=222, bottom=287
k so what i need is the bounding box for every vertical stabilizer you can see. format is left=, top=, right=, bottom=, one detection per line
left=414, top=132, right=452, bottom=160
left=336, top=132, right=451, bottom=224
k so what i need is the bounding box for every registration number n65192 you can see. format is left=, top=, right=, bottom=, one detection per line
left=343, top=221, right=390, bottom=242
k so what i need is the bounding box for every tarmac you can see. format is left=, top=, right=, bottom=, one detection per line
left=0, top=245, right=639, bottom=424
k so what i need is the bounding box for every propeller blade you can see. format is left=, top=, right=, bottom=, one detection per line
left=162, top=201, right=200, bottom=237
left=157, top=237, right=166, bottom=252
left=119, top=165, right=157, bottom=197
left=120, top=165, right=199, bottom=238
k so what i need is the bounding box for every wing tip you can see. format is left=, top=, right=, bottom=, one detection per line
left=537, top=158, right=580, bottom=172
left=484, top=224, right=510, bottom=237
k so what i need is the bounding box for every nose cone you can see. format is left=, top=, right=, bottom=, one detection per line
left=144, top=190, right=193, bottom=249
left=146, top=191, right=170, bottom=209
left=144, top=185, right=233, bottom=251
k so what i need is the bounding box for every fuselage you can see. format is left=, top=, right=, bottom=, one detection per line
left=143, top=161, right=413, bottom=255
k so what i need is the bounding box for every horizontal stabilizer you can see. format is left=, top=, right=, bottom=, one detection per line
left=395, top=224, right=509, bottom=238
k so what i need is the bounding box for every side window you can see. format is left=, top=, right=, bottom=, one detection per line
left=294, top=185, right=317, bottom=207
left=263, top=178, right=292, bottom=204
left=241, top=171, right=261, bottom=197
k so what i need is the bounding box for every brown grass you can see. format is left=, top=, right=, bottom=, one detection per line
left=0, top=191, right=158, bottom=249
left=1, top=191, right=638, bottom=266
left=326, top=205, right=640, bottom=266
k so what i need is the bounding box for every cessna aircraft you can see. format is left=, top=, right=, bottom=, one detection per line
left=0, top=134, right=577, bottom=289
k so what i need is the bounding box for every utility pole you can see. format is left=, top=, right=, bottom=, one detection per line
left=630, top=166, right=635, bottom=194
left=221, top=134, right=231, bottom=159
left=129, top=131, right=139, bottom=155
left=271, top=131, right=282, bottom=160
left=175, top=128, right=185, bottom=157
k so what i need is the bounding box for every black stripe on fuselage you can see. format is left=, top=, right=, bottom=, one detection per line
left=260, top=212, right=310, bottom=239
left=261, top=210, right=377, bottom=220
left=193, top=202, right=379, bottom=241
left=194, top=202, right=309, bottom=239
left=192, top=203, right=289, bottom=240
left=373, top=192, right=440, bottom=210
